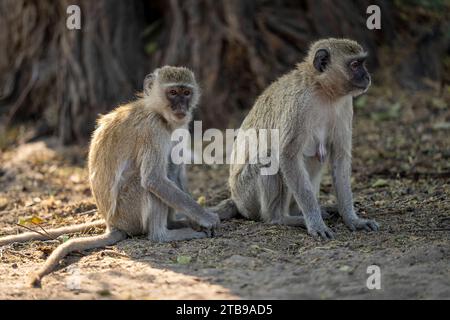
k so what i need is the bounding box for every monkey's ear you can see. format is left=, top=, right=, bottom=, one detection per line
left=313, top=49, right=330, bottom=73
left=143, top=73, right=155, bottom=96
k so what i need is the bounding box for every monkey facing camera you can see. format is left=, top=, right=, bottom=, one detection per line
left=0, top=66, right=220, bottom=287
left=213, top=38, right=379, bottom=240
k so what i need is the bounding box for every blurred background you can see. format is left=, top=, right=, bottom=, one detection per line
left=0, top=0, right=448, bottom=146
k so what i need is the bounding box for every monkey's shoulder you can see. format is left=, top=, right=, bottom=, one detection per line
left=98, top=100, right=164, bottom=130
left=91, top=101, right=169, bottom=158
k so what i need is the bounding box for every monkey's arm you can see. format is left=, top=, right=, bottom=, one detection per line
left=279, top=145, right=334, bottom=240
left=166, top=161, right=196, bottom=229
left=148, top=176, right=218, bottom=229
left=330, top=132, right=379, bottom=232
left=140, top=152, right=219, bottom=229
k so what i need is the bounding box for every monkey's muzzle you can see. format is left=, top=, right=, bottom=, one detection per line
left=173, top=110, right=187, bottom=119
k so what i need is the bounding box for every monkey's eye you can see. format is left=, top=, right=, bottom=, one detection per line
left=183, top=90, right=191, bottom=96
left=350, top=60, right=361, bottom=71
left=169, top=89, right=177, bottom=96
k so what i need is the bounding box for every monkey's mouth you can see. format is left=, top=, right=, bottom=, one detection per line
left=353, top=84, right=368, bottom=90
left=352, top=76, right=371, bottom=91
left=173, top=111, right=187, bottom=119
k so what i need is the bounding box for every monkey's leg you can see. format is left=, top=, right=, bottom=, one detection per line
left=208, top=198, right=239, bottom=220
left=257, top=172, right=308, bottom=227
left=167, top=210, right=192, bottom=229
left=280, top=156, right=334, bottom=240
left=231, top=164, right=305, bottom=226
left=258, top=172, right=285, bottom=222
left=146, top=193, right=207, bottom=242
left=167, top=209, right=206, bottom=232
left=230, top=164, right=263, bottom=221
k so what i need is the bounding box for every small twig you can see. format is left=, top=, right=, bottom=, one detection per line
left=32, top=222, right=56, bottom=240
left=15, top=223, right=52, bottom=240
left=78, top=209, right=97, bottom=216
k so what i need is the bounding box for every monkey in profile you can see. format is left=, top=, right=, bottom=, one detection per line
left=0, top=66, right=220, bottom=286
left=214, top=38, right=379, bottom=240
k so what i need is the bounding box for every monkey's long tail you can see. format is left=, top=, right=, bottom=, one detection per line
left=0, top=220, right=105, bottom=246
left=210, top=198, right=239, bottom=220
left=29, top=228, right=127, bottom=288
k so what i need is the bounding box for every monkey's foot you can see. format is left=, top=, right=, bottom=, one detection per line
left=307, top=223, right=335, bottom=240
left=200, top=227, right=216, bottom=238
left=345, top=218, right=379, bottom=232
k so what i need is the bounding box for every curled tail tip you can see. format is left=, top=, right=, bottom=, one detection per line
left=29, top=274, right=42, bottom=288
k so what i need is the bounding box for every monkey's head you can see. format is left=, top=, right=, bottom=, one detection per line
left=307, top=38, right=371, bottom=98
left=144, top=66, right=200, bottom=125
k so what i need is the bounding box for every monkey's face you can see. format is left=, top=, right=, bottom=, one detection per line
left=164, top=85, right=194, bottom=122
left=346, top=56, right=371, bottom=96
left=312, top=44, right=370, bottom=98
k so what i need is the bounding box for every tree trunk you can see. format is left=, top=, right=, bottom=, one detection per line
left=0, top=0, right=150, bottom=144
left=0, top=0, right=448, bottom=144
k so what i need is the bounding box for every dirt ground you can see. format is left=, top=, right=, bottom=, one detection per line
left=0, top=86, right=449, bottom=300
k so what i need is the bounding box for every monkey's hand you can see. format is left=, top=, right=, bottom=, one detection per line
left=307, top=221, right=335, bottom=240
left=195, top=211, right=220, bottom=238
left=196, top=211, right=220, bottom=230
left=344, top=218, right=379, bottom=232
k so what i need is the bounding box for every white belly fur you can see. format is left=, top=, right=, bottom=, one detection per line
left=302, top=95, right=351, bottom=163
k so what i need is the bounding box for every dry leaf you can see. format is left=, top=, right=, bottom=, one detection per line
left=18, top=215, right=45, bottom=225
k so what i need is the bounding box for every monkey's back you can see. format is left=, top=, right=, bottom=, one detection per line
left=88, top=100, right=163, bottom=229
left=230, top=68, right=314, bottom=179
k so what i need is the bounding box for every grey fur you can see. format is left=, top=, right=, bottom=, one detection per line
left=216, top=39, right=379, bottom=240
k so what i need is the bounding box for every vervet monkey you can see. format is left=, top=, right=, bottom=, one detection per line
left=0, top=66, right=220, bottom=286
left=214, top=38, right=379, bottom=240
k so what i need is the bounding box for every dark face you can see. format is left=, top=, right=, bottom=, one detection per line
left=313, top=48, right=371, bottom=96
left=165, top=85, right=193, bottom=119
left=347, top=56, right=370, bottom=91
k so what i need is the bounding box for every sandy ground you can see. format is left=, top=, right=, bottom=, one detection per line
left=0, top=88, right=449, bottom=299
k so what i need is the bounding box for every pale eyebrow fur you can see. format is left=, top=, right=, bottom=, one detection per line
left=162, top=83, right=195, bottom=88
left=348, top=52, right=368, bottom=61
